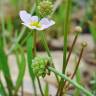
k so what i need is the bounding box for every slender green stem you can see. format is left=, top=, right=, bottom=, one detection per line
left=27, top=31, right=37, bottom=96
left=34, top=1, right=44, bottom=95
left=33, top=31, right=44, bottom=96
left=32, top=31, right=37, bottom=96
left=21, top=32, right=32, bottom=45
left=63, top=0, right=72, bottom=76
left=1, top=14, right=6, bottom=48
left=40, top=32, right=51, bottom=57
left=48, top=67, right=93, bottom=96
left=57, top=0, right=72, bottom=95
left=37, top=77, right=44, bottom=96
left=40, top=32, right=59, bottom=83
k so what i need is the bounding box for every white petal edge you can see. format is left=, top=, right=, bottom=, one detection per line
left=19, top=10, right=31, bottom=24
left=40, top=18, right=50, bottom=25
left=31, top=16, right=39, bottom=22
left=22, top=23, right=36, bottom=29
left=40, top=18, right=55, bottom=29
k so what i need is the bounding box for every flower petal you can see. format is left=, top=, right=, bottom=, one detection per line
left=19, top=10, right=31, bottom=24
left=31, top=16, right=39, bottom=22
left=40, top=18, right=55, bottom=29
left=35, top=27, right=44, bottom=30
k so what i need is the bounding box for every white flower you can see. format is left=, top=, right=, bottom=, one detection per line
left=19, top=10, right=55, bottom=30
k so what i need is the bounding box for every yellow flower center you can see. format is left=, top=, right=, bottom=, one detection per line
left=30, top=21, right=41, bottom=28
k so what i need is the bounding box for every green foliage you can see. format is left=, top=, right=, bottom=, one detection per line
left=0, top=81, right=7, bottom=96
left=0, top=44, right=14, bottom=95
left=90, top=22, right=96, bottom=43
left=14, top=45, right=26, bottom=95
left=27, top=32, right=37, bottom=95
left=44, top=83, right=49, bottom=96
left=0, top=0, right=95, bottom=96
left=90, top=73, right=96, bottom=95
left=27, top=33, right=35, bottom=80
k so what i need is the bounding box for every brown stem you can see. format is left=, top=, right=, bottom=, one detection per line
left=65, top=44, right=86, bottom=90
left=56, top=33, right=79, bottom=96
left=66, top=33, right=79, bottom=65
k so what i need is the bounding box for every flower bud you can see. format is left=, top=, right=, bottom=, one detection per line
left=75, top=26, right=82, bottom=33
left=31, top=56, right=51, bottom=77
left=81, top=41, right=87, bottom=48
left=38, top=0, right=53, bottom=17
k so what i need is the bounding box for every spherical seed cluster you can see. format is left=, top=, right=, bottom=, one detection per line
left=81, top=42, right=87, bottom=48
left=38, top=0, right=53, bottom=17
left=32, top=56, right=51, bottom=77
left=75, top=26, right=82, bottom=33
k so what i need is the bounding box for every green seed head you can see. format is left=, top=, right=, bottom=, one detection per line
left=75, top=26, right=82, bottom=33
left=81, top=42, right=87, bottom=48
left=31, top=56, right=51, bottom=77
left=38, top=0, right=53, bottom=17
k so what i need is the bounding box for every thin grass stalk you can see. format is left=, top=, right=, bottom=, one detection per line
left=40, top=32, right=59, bottom=83
left=65, top=45, right=86, bottom=90
left=66, top=33, right=79, bottom=66
left=33, top=31, right=44, bottom=96
left=1, top=14, right=6, bottom=48
left=57, top=0, right=72, bottom=95
left=37, top=77, right=44, bottom=96
left=62, top=33, right=79, bottom=89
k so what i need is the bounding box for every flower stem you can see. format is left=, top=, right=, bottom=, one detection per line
left=62, top=0, right=72, bottom=78
left=57, top=0, right=72, bottom=95
left=33, top=31, right=44, bottom=96
left=40, top=32, right=59, bottom=83
left=65, top=44, right=86, bottom=89
left=66, top=33, right=79, bottom=66
left=40, top=32, right=51, bottom=57
left=37, top=77, right=44, bottom=96
left=48, top=67, right=93, bottom=96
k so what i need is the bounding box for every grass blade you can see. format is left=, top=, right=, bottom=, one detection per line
left=0, top=81, right=7, bottom=96
left=0, top=48, right=14, bottom=96
left=90, top=22, right=96, bottom=42
left=27, top=32, right=37, bottom=96
left=14, top=45, right=26, bottom=95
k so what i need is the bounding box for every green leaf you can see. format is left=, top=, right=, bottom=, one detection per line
left=0, top=49, right=14, bottom=96
left=1, top=14, right=6, bottom=47
left=27, top=33, right=35, bottom=79
left=44, top=83, right=49, bottom=96
left=7, top=17, right=13, bottom=34
left=14, top=45, right=26, bottom=95
left=0, top=81, right=7, bottom=96
left=90, top=22, right=96, bottom=43
left=27, top=32, right=37, bottom=95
